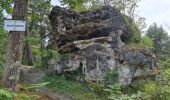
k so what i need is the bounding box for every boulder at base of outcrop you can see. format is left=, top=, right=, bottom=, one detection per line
left=118, top=49, right=156, bottom=86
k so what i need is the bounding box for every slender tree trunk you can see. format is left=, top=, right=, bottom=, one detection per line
left=1, top=0, right=28, bottom=92
left=26, top=42, right=34, bottom=65
left=40, top=19, right=45, bottom=66
left=25, top=22, right=34, bottom=66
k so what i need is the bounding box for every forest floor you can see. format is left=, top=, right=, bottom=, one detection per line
left=18, top=66, right=103, bottom=100
left=16, top=83, right=71, bottom=100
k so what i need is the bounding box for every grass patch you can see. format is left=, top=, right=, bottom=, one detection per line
left=122, top=43, right=143, bottom=51
left=44, top=75, right=105, bottom=100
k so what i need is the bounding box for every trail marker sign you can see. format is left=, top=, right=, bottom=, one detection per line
left=4, top=19, right=26, bottom=32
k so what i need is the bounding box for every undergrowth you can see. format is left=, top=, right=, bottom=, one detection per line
left=44, top=75, right=104, bottom=100
left=0, top=88, right=36, bottom=100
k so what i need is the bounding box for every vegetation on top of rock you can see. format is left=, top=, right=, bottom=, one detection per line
left=123, top=15, right=141, bottom=43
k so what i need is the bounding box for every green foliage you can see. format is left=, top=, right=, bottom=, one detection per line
left=103, top=69, right=148, bottom=100
left=0, top=0, right=13, bottom=14
left=23, top=36, right=40, bottom=46
left=61, top=0, right=141, bottom=17
left=85, top=69, right=119, bottom=98
left=123, top=15, right=141, bottom=43
left=122, top=43, right=142, bottom=50
left=140, top=59, right=170, bottom=100
left=146, top=23, right=170, bottom=58
left=19, top=82, right=50, bottom=91
left=105, top=84, right=147, bottom=100
left=62, top=63, right=84, bottom=81
left=104, top=84, right=133, bottom=100
left=104, top=84, right=122, bottom=99
left=0, top=88, right=16, bottom=100
left=29, top=47, right=64, bottom=68
left=27, top=46, right=68, bottom=69
left=143, top=81, right=157, bottom=95
left=159, top=59, right=170, bottom=70
left=31, top=45, right=41, bottom=67
left=21, top=0, right=53, bottom=66
left=140, top=36, right=153, bottom=49
left=45, top=75, right=100, bottom=100
left=45, top=75, right=88, bottom=93
left=142, top=80, right=170, bottom=100
left=0, top=4, right=8, bottom=77
left=104, top=69, right=119, bottom=85
left=17, top=93, right=36, bottom=100
left=41, top=49, right=68, bottom=68
left=60, top=0, right=89, bottom=12
left=0, top=27, right=8, bottom=80
left=88, top=82, right=108, bottom=96
left=163, top=68, right=170, bottom=80
left=109, top=0, right=141, bottom=18
left=130, top=91, right=148, bottom=100
left=122, top=36, right=153, bottom=51
left=0, top=88, right=37, bottom=100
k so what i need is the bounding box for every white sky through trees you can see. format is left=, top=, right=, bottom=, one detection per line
left=51, top=0, right=170, bottom=34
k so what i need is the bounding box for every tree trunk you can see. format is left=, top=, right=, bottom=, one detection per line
left=25, top=22, right=34, bottom=66
left=26, top=42, right=34, bottom=65
left=1, top=0, right=28, bottom=92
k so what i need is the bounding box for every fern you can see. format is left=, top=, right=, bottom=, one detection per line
left=104, top=84, right=123, bottom=100
left=104, top=84, right=147, bottom=100
left=0, top=88, right=16, bottom=100
left=19, top=82, right=50, bottom=91
left=17, top=93, right=36, bottom=100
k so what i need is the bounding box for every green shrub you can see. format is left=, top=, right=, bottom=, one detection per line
left=130, top=91, right=148, bottom=100
left=0, top=88, right=36, bottom=100
left=88, top=82, right=108, bottom=96
left=140, top=36, right=153, bottom=49
left=122, top=43, right=142, bottom=51
left=105, top=84, right=147, bottom=100
left=0, top=88, right=16, bottom=100
left=104, top=84, right=131, bottom=100
left=44, top=75, right=100, bottom=100
left=143, top=81, right=157, bottom=95
left=41, top=49, right=68, bottom=68
left=30, top=48, right=68, bottom=68
left=122, top=36, right=153, bottom=51
left=160, top=59, right=170, bottom=69
left=104, top=69, right=119, bottom=85
left=162, top=68, right=170, bottom=80
left=45, top=75, right=88, bottom=93
left=142, top=80, right=170, bottom=100
left=123, top=15, right=141, bottom=43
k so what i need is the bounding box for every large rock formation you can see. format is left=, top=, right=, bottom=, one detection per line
left=48, top=6, right=131, bottom=50
left=48, top=6, right=156, bottom=86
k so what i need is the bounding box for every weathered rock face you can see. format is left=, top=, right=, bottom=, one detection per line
left=48, top=6, right=131, bottom=50
left=118, top=49, right=156, bottom=86
left=48, top=6, right=156, bottom=85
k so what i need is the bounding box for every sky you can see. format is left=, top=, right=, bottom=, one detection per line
left=136, top=0, right=170, bottom=33
left=51, top=0, right=170, bottom=33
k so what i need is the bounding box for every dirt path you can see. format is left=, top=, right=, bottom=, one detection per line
left=20, top=66, right=72, bottom=100
left=38, top=87, right=72, bottom=100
